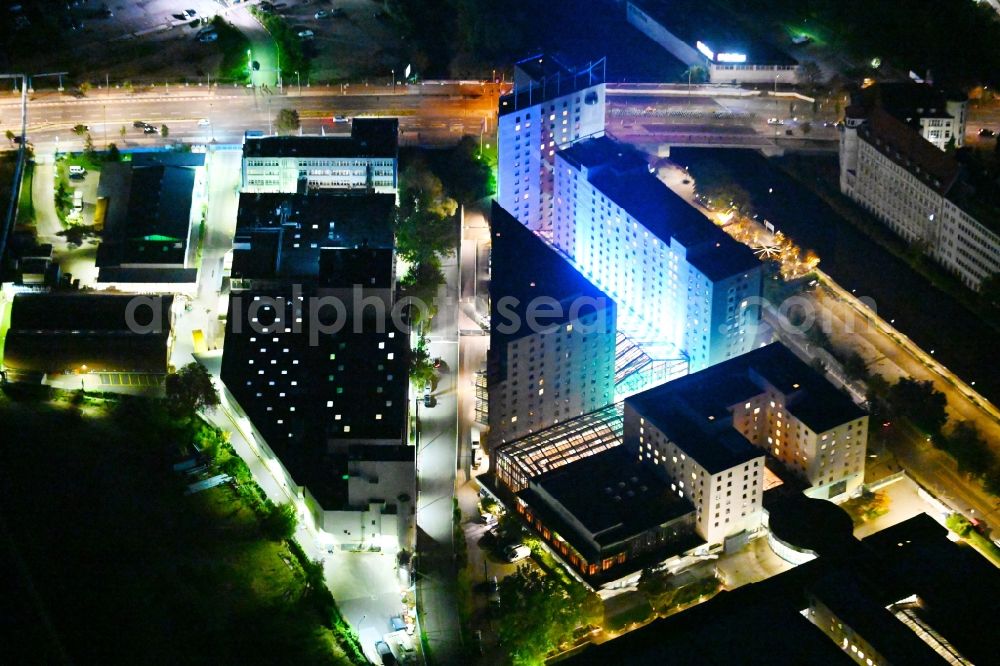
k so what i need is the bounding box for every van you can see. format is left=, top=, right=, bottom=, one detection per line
left=69, top=165, right=86, bottom=176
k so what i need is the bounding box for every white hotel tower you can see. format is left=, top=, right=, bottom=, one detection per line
left=497, top=54, right=607, bottom=239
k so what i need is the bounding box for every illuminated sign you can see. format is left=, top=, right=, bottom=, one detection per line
left=717, top=52, right=747, bottom=63
left=697, top=40, right=747, bottom=63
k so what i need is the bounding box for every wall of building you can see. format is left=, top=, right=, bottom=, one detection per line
left=840, top=124, right=1000, bottom=290
left=623, top=403, right=765, bottom=546
left=242, top=157, right=397, bottom=194
left=497, top=85, right=606, bottom=236
left=489, top=308, right=617, bottom=446
left=709, top=62, right=801, bottom=85
left=807, top=597, right=888, bottom=666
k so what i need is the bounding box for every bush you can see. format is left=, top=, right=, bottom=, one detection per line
left=261, top=501, right=298, bottom=541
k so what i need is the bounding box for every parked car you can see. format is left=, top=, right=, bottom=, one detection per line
left=297, top=29, right=314, bottom=39
left=480, top=512, right=498, bottom=527
left=185, top=9, right=197, bottom=18
left=314, top=9, right=329, bottom=19
left=767, top=117, right=784, bottom=126
left=389, top=615, right=406, bottom=632
left=504, top=544, right=531, bottom=563
left=197, top=31, right=218, bottom=43
left=333, top=115, right=351, bottom=123
left=375, top=640, right=397, bottom=666
left=143, top=125, right=159, bottom=134
left=979, top=128, right=996, bottom=138
left=68, top=165, right=86, bottom=177
left=197, top=118, right=211, bottom=127
left=487, top=576, right=501, bottom=606
left=791, top=34, right=812, bottom=45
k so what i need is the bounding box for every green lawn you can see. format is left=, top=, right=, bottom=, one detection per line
left=0, top=391, right=354, bottom=664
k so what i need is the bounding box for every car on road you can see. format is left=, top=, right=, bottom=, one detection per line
left=143, top=125, right=159, bottom=134
left=197, top=118, right=211, bottom=127
left=375, top=640, right=397, bottom=666
left=333, top=115, right=351, bottom=123
left=767, top=117, right=784, bottom=126
left=979, top=128, right=996, bottom=138
left=133, top=120, right=148, bottom=128
left=503, top=544, right=531, bottom=563
left=314, top=9, right=329, bottom=19
left=487, top=576, right=501, bottom=606
left=297, top=29, right=314, bottom=39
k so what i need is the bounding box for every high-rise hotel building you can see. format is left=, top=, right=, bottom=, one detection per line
left=552, top=136, right=762, bottom=371
left=488, top=203, right=617, bottom=447
left=497, top=54, right=607, bottom=238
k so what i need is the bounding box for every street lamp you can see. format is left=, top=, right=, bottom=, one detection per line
left=246, top=49, right=253, bottom=86
left=295, top=70, right=301, bottom=96
left=391, top=69, right=395, bottom=93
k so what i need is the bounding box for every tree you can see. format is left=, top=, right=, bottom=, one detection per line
left=940, top=421, right=995, bottom=475
left=887, top=377, right=947, bottom=435
left=119, top=125, right=127, bottom=140
left=165, top=362, right=220, bottom=417
left=408, top=335, right=437, bottom=387
left=83, top=132, right=95, bottom=157
left=160, top=124, right=170, bottom=138
left=106, top=144, right=121, bottom=162
left=6, top=129, right=16, bottom=142
left=275, top=108, right=300, bottom=135
left=841, top=350, right=868, bottom=380
left=261, top=502, right=298, bottom=541
left=802, top=61, right=822, bottom=87
left=72, top=124, right=89, bottom=136
left=681, top=64, right=708, bottom=84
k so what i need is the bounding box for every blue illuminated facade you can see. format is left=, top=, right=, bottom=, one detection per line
left=552, top=136, right=762, bottom=371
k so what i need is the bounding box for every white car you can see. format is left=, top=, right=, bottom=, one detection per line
left=68, top=165, right=86, bottom=176
left=197, top=118, right=211, bottom=127
left=504, top=544, right=531, bottom=563
left=767, top=117, right=784, bottom=126
left=297, top=29, right=314, bottom=39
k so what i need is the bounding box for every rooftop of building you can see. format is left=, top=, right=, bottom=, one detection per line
left=499, top=54, right=606, bottom=117
left=627, top=343, right=866, bottom=470
left=807, top=570, right=945, bottom=666
left=567, top=513, right=997, bottom=665
left=96, top=158, right=201, bottom=269
left=242, top=118, right=399, bottom=159
left=558, top=137, right=760, bottom=280
left=489, top=201, right=614, bottom=350
left=4, top=292, right=172, bottom=374
left=220, top=286, right=409, bottom=508
left=852, top=107, right=961, bottom=196
left=630, top=0, right=797, bottom=66
left=524, top=446, right=694, bottom=547
left=319, top=247, right=394, bottom=289
left=861, top=81, right=966, bottom=122
left=232, top=191, right=396, bottom=280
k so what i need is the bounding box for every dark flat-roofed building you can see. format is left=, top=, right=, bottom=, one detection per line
left=221, top=187, right=412, bottom=549
left=95, top=152, right=206, bottom=288
left=231, top=191, right=396, bottom=282
left=568, top=513, right=996, bottom=665
left=241, top=119, right=398, bottom=194
left=515, top=447, right=697, bottom=583
left=3, top=292, right=173, bottom=376
left=487, top=202, right=616, bottom=447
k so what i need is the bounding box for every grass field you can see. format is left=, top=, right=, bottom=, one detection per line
left=0, top=390, right=354, bottom=664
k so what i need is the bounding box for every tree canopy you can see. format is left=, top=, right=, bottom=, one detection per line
left=887, top=377, right=947, bottom=435
left=165, top=362, right=220, bottom=417
left=275, top=108, right=300, bottom=135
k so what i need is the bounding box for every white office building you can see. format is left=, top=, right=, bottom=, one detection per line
left=860, top=81, right=968, bottom=151
left=553, top=136, right=762, bottom=372
left=497, top=54, right=607, bottom=238
left=241, top=119, right=398, bottom=194
left=841, top=107, right=1000, bottom=291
